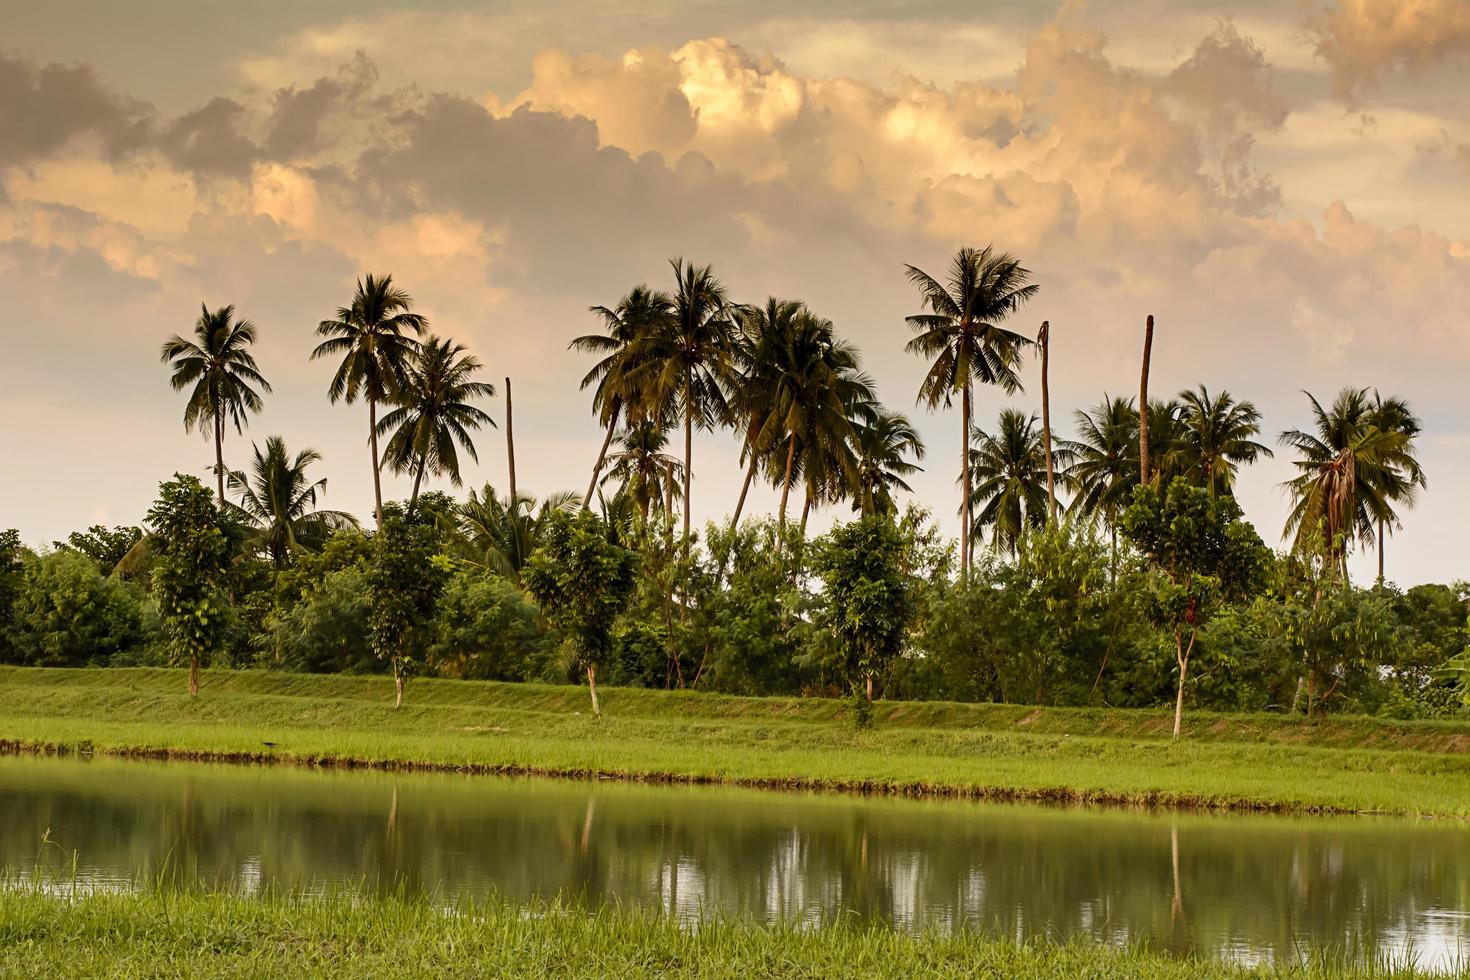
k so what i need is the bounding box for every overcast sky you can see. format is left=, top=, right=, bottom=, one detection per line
left=3, top=0, right=1468, bottom=584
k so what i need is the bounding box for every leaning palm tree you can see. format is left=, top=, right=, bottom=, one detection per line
left=1061, top=396, right=1137, bottom=564
left=458, top=483, right=580, bottom=580
left=227, top=436, right=357, bottom=569
left=850, top=408, right=925, bottom=517
left=572, top=285, right=674, bottom=505
left=624, top=259, right=738, bottom=542
left=311, top=274, right=427, bottom=526
left=904, top=246, right=1038, bottom=578
left=1177, top=385, right=1272, bottom=497
left=600, top=420, right=684, bottom=522
left=377, top=335, right=496, bottom=511
left=1279, top=387, right=1422, bottom=577
left=160, top=304, right=272, bottom=502
left=966, top=409, right=1072, bottom=557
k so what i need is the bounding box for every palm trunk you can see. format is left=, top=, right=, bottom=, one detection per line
left=585, top=401, right=622, bottom=508
left=682, top=390, right=693, bottom=544
left=587, top=663, right=600, bottom=718
left=188, top=655, right=200, bottom=696
left=410, top=453, right=426, bottom=511
left=504, top=377, right=518, bottom=504
left=800, top=490, right=811, bottom=534
left=1139, top=314, right=1154, bottom=486
left=369, top=396, right=384, bottom=527
left=960, top=384, right=972, bottom=583
left=1377, top=519, right=1385, bottom=584
left=777, top=434, right=798, bottom=527
left=213, top=409, right=226, bottom=505
left=1039, top=321, right=1055, bottom=523
left=731, top=454, right=757, bottom=530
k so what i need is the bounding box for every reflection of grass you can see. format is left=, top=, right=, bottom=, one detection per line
left=0, top=884, right=1444, bottom=979
left=3, top=666, right=1470, bottom=816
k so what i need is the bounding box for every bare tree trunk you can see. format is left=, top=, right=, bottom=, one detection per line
left=214, top=409, right=226, bottom=504
left=731, top=454, right=757, bottom=530
left=369, top=396, right=384, bottom=527
left=587, top=663, right=600, bottom=717
left=393, top=662, right=404, bottom=708
left=188, top=655, right=200, bottom=696
left=585, top=400, right=621, bottom=508
left=777, top=433, right=797, bottom=527
left=961, top=384, right=972, bottom=583
left=1172, top=627, right=1196, bottom=740
left=1139, top=314, right=1154, bottom=486
left=682, top=390, right=693, bottom=543
left=1039, top=320, right=1055, bottom=523
left=865, top=674, right=873, bottom=703
left=1377, top=519, right=1385, bottom=584
left=504, top=377, right=518, bottom=505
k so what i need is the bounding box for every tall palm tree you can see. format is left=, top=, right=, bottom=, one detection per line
left=1366, top=391, right=1426, bottom=581
left=850, top=408, right=925, bottom=517
left=458, top=483, right=580, bottom=580
left=904, top=246, right=1038, bottom=578
left=1061, top=395, right=1138, bottom=571
left=1177, top=385, right=1272, bottom=497
left=727, top=297, right=803, bottom=529
left=600, top=420, right=684, bottom=522
left=160, top=304, right=271, bottom=503
left=1142, top=398, right=1188, bottom=487
left=626, top=258, right=737, bottom=542
left=1279, top=387, right=1423, bottom=576
left=967, top=409, right=1072, bottom=557
left=311, top=274, right=427, bottom=527
left=377, top=335, right=496, bottom=510
left=572, top=285, right=674, bottom=506
left=228, top=437, right=357, bottom=569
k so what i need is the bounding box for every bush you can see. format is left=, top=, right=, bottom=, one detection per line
left=429, top=568, right=558, bottom=681
left=9, top=550, right=152, bottom=666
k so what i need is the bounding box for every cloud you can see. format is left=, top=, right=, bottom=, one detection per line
left=1313, top=0, right=1470, bottom=100
left=0, top=51, right=148, bottom=171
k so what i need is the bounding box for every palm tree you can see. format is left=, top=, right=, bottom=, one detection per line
left=458, top=483, right=579, bottom=580
left=227, top=436, right=357, bottom=569
left=1279, top=387, right=1423, bottom=576
left=600, top=420, right=684, bottom=522
left=1061, top=396, right=1138, bottom=573
left=1142, top=398, right=1188, bottom=487
left=1177, top=385, right=1272, bottom=497
left=377, top=335, right=496, bottom=511
left=967, top=409, right=1072, bottom=557
left=904, top=246, right=1038, bottom=578
left=850, top=408, right=925, bottom=517
left=625, top=258, right=737, bottom=542
left=572, top=285, right=674, bottom=506
left=311, top=274, right=427, bottom=527
left=1366, top=391, right=1426, bottom=581
left=727, top=297, right=803, bottom=529
left=160, top=304, right=271, bottom=503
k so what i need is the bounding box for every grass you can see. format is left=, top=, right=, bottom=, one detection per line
left=3, top=666, right=1470, bottom=816
left=0, top=885, right=1444, bottom=979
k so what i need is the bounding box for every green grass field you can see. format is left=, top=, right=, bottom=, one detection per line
left=3, top=666, right=1470, bottom=815
left=0, top=886, right=1441, bottom=979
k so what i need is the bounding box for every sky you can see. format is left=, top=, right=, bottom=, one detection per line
left=2, top=0, right=1468, bottom=585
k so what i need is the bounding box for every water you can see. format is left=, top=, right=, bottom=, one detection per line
left=3, top=754, right=1468, bottom=969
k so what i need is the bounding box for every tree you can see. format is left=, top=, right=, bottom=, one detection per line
left=573, top=285, right=673, bottom=505
left=457, top=484, right=580, bottom=580
left=227, top=436, right=357, bottom=570
left=377, top=335, right=496, bottom=510
left=850, top=409, right=925, bottom=517
left=9, top=550, right=148, bottom=667
left=160, top=304, right=271, bottom=502
left=1138, top=314, right=1154, bottom=484
left=147, top=475, right=234, bottom=695
left=0, top=530, right=26, bottom=662
left=524, top=509, right=639, bottom=717
left=815, top=516, right=914, bottom=707
left=600, top=421, right=683, bottom=522
left=1177, top=385, right=1272, bottom=497
left=1280, top=387, right=1424, bottom=577
left=53, top=525, right=143, bottom=574
left=1366, top=392, right=1426, bottom=582
left=625, top=259, right=737, bottom=542
left=1062, top=396, right=1138, bottom=560
left=967, top=409, right=1073, bottom=557
left=904, top=246, right=1038, bottom=579
left=1120, top=481, right=1270, bottom=738
left=365, top=507, right=450, bottom=707
left=312, top=274, right=428, bottom=527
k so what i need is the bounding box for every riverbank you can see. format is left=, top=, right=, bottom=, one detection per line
left=0, top=887, right=1440, bottom=979
left=3, top=667, right=1469, bottom=816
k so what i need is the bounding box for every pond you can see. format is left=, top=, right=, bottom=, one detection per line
left=2, top=754, right=1467, bottom=969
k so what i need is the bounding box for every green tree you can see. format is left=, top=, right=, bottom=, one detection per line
left=53, top=525, right=144, bottom=574
left=815, top=516, right=915, bottom=706
left=429, top=567, right=558, bottom=682
left=228, top=436, right=357, bottom=569
left=903, top=245, right=1038, bottom=578
left=0, top=530, right=26, bottom=662
left=850, top=408, right=925, bottom=518
left=377, top=335, right=496, bottom=510
left=1120, top=481, right=1270, bottom=738
left=457, top=484, right=580, bottom=580
left=147, top=474, right=234, bottom=695
left=365, top=507, right=450, bottom=707
left=524, top=509, right=639, bottom=716
left=599, top=421, right=683, bottom=523
left=967, top=409, right=1073, bottom=557
left=10, top=551, right=149, bottom=666
left=1177, top=385, right=1272, bottom=497
left=160, top=304, right=271, bottom=502
left=1062, top=396, right=1138, bottom=564
left=312, top=274, right=428, bottom=527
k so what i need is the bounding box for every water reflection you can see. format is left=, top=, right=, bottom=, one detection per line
left=1, top=755, right=1467, bottom=969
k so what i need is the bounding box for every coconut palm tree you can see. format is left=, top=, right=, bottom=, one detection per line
left=227, top=436, right=357, bottom=569
left=160, top=304, right=272, bottom=503
left=311, top=274, right=427, bottom=527
left=572, top=285, right=674, bottom=506
left=904, top=246, right=1038, bottom=578
left=1177, top=385, right=1272, bottom=497
left=727, top=297, right=804, bottom=529
left=966, top=409, right=1072, bottom=557
left=850, top=408, right=925, bottom=517
left=600, top=420, right=684, bottom=522
left=625, top=259, right=738, bottom=542
left=1142, top=398, right=1189, bottom=488
left=1366, top=391, right=1426, bottom=581
left=1279, top=387, right=1423, bottom=577
left=1061, top=396, right=1138, bottom=574
left=458, top=483, right=579, bottom=580
left=377, top=335, right=496, bottom=511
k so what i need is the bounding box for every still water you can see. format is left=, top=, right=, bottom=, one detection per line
left=2, top=754, right=1468, bottom=969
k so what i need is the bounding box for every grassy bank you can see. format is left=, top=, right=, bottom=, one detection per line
left=0, top=887, right=1440, bottom=979
left=3, top=667, right=1470, bottom=815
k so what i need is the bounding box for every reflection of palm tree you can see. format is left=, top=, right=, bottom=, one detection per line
left=228, top=436, right=357, bottom=569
